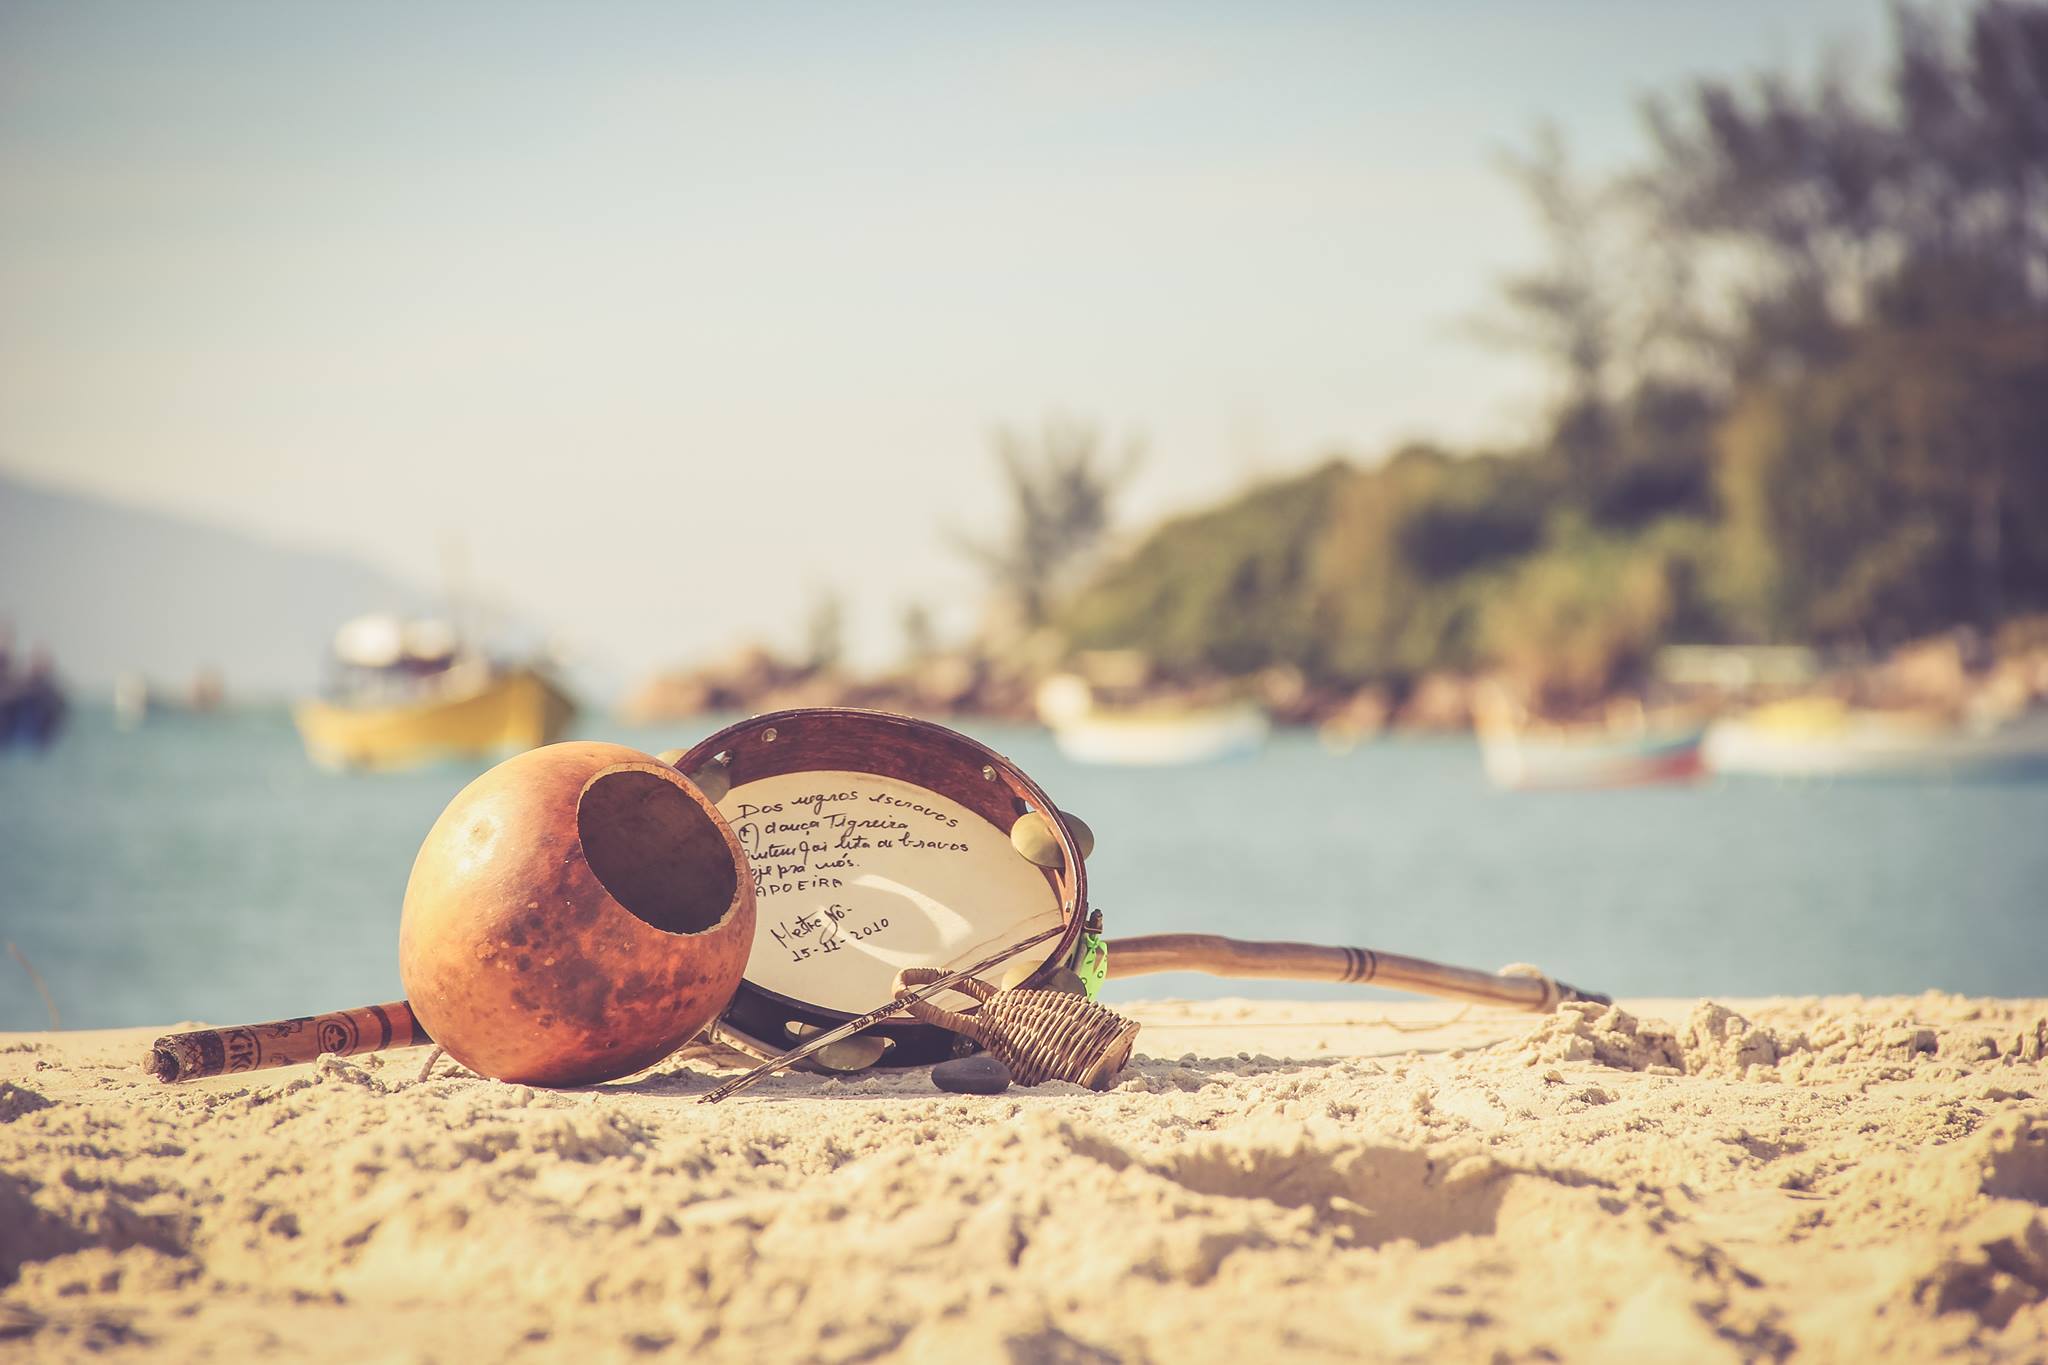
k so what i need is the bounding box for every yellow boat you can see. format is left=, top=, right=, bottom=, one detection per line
left=1704, top=696, right=2048, bottom=780
left=294, top=664, right=575, bottom=772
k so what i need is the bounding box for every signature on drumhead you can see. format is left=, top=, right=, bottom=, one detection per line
left=766, top=904, right=892, bottom=962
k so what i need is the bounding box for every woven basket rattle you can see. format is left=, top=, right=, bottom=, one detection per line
left=892, top=968, right=1141, bottom=1090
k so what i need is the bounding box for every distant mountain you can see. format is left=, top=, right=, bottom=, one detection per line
left=0, top=471, right=435, bottom=698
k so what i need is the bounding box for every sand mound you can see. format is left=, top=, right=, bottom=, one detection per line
left=0, top=1082, right=52, bottom=1124
left=1521, top=998, right=2048, bottom=1089
left=1975, top=1113, right=2048, bottom=1204
left=2, top=996, right=2044, bottom=1361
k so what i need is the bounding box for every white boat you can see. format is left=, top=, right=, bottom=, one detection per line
left=1704, top=698, right=2048, bottom=781
left=1051, top=704, right=1270, bottom=766
left=1036, top=674, right=1268, bottom=766
left=1479, top=722, right=1707, bottom=791
left=1472, top=686, right=1706, bottom=791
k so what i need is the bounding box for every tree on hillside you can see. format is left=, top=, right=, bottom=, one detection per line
left=802, top=589, right=846, bottom=673
left=1645, top=0, right=2048, bottom=636
left=1642, top=1, right=2048, bottom=371
left=1716, top=323, right=2048, bottom=641
left=1477, top=126, right=1722, bottom=524
left=957, top=417, right=1141, bottom=634
left=898, top=601, right=937, bottom=665
left=1476, top=125, right=1623, bottom=483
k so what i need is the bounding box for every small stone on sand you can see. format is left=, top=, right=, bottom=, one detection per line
left=932, top=1054, right=1011, bottom=1094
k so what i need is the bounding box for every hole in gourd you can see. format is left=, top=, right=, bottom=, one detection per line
left=577, top=765, right=738, bottom=935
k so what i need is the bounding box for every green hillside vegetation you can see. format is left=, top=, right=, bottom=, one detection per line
left=1060, top=448, right=1724, bottom=704
left=1060, top=460, right=1353, bottom=679
left=1057, top=2, right=2048, bottom=708
left=1716, top=322, right=2048, bottom=644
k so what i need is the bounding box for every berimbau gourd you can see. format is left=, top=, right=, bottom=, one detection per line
left=147, top=742, right=754, bottom=1088
left=397, top=742, right=755, bottom=1087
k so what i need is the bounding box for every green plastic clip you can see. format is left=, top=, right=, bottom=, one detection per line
left=1075, top=931, right=1109, bottom=999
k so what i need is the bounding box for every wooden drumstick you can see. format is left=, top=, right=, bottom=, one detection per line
left=146, top=1001, right=428, bottom=1083
left=1104, top=934, right=1606, bottom=1012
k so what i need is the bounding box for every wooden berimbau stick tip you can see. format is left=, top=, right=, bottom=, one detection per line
left=144, top=1001, right=427, bottom=1084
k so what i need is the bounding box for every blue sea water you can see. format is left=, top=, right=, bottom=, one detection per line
left=1, top=708, right=2044, bottom=1032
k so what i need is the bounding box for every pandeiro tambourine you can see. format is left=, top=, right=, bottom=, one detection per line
left=672, top=708, right=1089, bottom=1067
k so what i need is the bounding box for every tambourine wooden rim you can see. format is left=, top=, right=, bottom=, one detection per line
left=673, top=708, right=1088, bottom=1066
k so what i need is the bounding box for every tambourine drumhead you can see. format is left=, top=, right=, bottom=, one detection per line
left=673, top=709, right=1087, bottom=1065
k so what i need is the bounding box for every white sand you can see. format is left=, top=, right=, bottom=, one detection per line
left=2, top=995, right=2045, bottom=1362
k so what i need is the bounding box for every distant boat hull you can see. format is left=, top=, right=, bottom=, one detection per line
left=1704, top=704, right=2048, bottom=781
left=1052, top=704, right=1269, bottom=766
left=1481, top=725, right=1707, bottom=791
left=293, top=667, right=575, bottom=772
left=0, top=677, right=66, bottom=752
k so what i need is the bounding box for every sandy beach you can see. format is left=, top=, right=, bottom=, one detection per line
left=2, top=994, right=2044, bottom=1363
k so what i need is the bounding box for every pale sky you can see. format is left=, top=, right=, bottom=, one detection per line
left=1, top=1, right=1913, bottom=686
